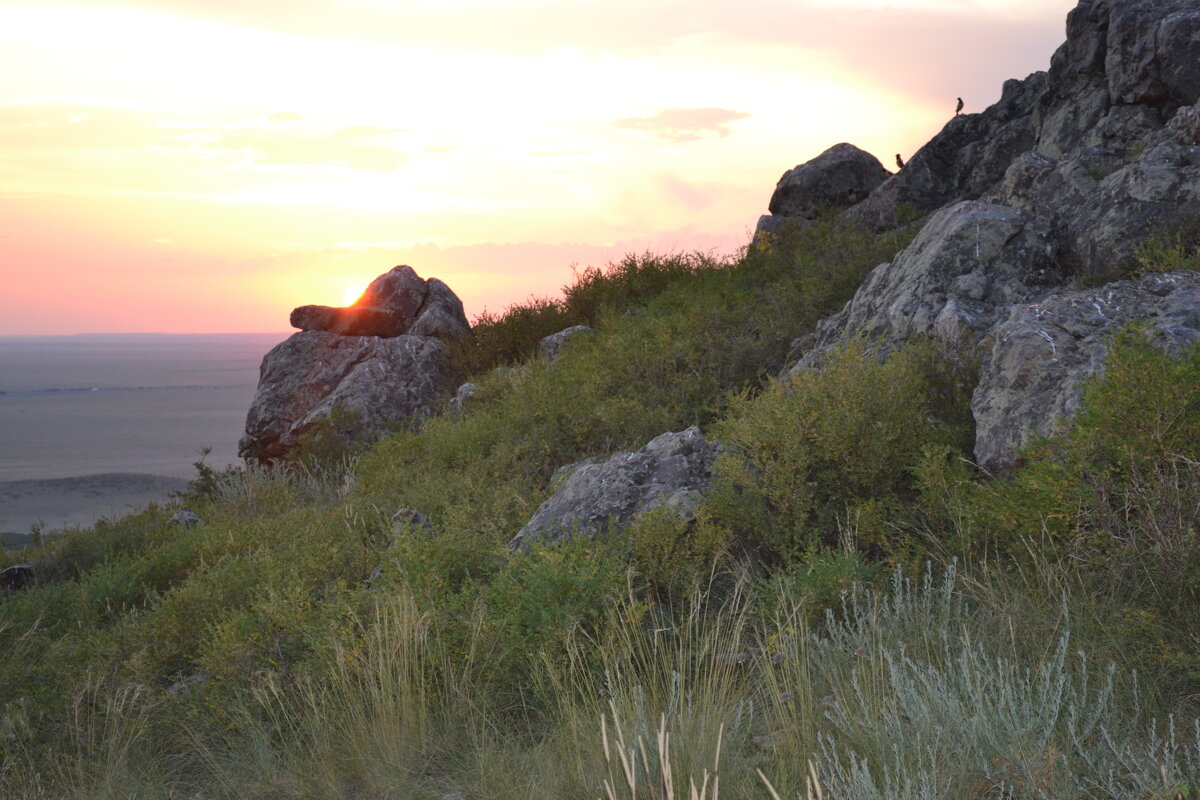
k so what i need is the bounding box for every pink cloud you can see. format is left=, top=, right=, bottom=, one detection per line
left=616, top=108, right=751, bottom=143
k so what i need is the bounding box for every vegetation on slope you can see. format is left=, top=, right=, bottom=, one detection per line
left=1, top=219, right=1198, bottom=799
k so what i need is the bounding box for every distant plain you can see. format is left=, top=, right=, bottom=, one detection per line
left=0, top=333, right=287, bottom=534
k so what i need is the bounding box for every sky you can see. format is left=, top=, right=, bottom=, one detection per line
left=0, top=0, right=1077, bottom=334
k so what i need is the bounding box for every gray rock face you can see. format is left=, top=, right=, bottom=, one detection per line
left=973, top=271, right=1200, bottom=472
left=999, top=100, right=1200, bottom=280
left=847, top=0, right=1200, bottom=230
left=509, top=427, right=723, bottom=551
left=794, top=201, right=1061, bottom=368
left=849, top=76, right=1047, bottom=229
left=539, top=325, right=594, bottom=363
left=288, top=266, right=470, bottom=340
left=759, top=144, right=891, bottom=234
left=239, top=331, right=457, bottom=464
left=407, top=278, right=471, bottom=340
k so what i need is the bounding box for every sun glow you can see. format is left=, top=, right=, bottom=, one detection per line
left=341, top=284, right=367, bottom=306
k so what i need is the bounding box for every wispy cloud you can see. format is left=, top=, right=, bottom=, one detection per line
left=216, top=125, right=408, bottom=172
left=616, top=107, right=750, bottom=143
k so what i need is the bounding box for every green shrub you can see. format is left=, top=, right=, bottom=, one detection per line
left=707, top=339, right=967, bottom=563
left=1135, top=216, right=1200, bottom=275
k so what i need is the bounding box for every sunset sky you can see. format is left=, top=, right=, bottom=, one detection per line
left=1, top=0, right=1076, bottom=334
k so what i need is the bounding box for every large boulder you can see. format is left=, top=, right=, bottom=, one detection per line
left=289, top=266, right=470, bottom=340
left=239, top=331, right=457, bottom=464
left=755, top=144, right=890, bottom=240
left=972, top=270, right=1200, bottom=472
left=792, top=201, right=1061, bottom=369
left=509, top=427, right=723, bottom=551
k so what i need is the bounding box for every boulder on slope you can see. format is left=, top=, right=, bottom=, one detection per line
left=755, top=144, right=890, bottom=241
left=239, top=331, right=457, bottom=464
left=509, top=427, right=723, bottom=551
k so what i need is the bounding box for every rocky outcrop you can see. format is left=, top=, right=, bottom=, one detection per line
left=756, top=144, right=891, bottom=240
left=290, top=266, right=470, bottom=341
left=793, top=201, right=1061, bottom=368
left=848, top=75, right=1048, bottom=229
left=844, top=0, right=1200, bottom=231
left=242, top=266, right=469, bottom=463
left=290, top=305, right=410, bottom=338
left=240, top=331, right=457, bottom=464
left=973, top=270, right=1200, bottom=472
left=540, top=325, right=593, bottom=363
left=509, top=427, right=723, bottom=551
left=769, top=0, right=1200, bottom=470
left=999, top=100, right=1200, bottom=280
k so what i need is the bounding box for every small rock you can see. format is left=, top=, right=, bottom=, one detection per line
left=391, top=508, right=433, bottom=535
left=447, top=382, right=479, bottom=414
left=167, top=508, right=201, bottom=528
left=167, top=672, right=209, bottom=696
left=539, top=325, right=593, bottom=363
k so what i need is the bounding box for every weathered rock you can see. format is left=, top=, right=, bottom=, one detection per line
left=793, top=201, right=1060, bottom=369
left=167, top=508, right=201, bottom=528
left=288, top=266, right=470, bottom=340
left=846, top=0, right=1200, bottom=230
left=764, top=143, right=891, bottom=225
left=539, top=325, right=593, bottom=363
left=357, top=265, right=430, bottom=318
left=998, top=102, right=1200, bottom=279
left=1105, top=2, right=1200, bottom=105
left=240, top=331, right=457, bottom=464
left=447, top=381, right=479, bottom=414
left=509, top=427, right=723, bottom=551
left=849, top=76, right=1047, bottom=229
left=407, top=278, right=471, bottom=340
left=289, top=305, right=409, bottom=338
left=167, top=672, right=209, bottom=696
left=973, top=270, right=1200, bottom=472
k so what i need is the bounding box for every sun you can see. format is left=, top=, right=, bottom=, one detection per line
left=341, top=283, right=366, bottom=306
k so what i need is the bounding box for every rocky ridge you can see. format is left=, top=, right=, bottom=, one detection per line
left=775, top=0, right=1200, bottom=471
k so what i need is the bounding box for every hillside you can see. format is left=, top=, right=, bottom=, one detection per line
left=3, top=1, right=1200, bottom=797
